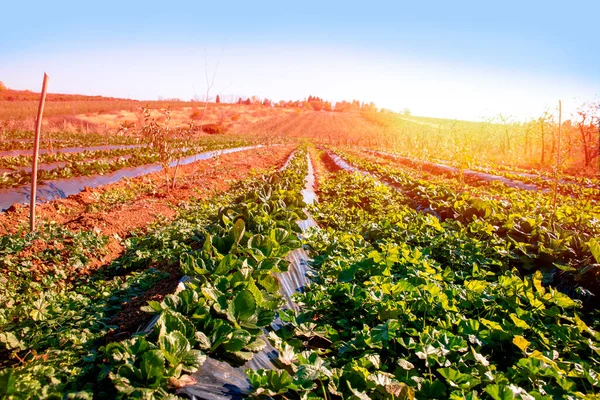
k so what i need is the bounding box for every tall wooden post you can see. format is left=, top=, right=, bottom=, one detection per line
left=30, top=73, right=49, bottom=232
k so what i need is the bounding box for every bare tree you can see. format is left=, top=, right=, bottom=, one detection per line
left=497, top=114, right=512, bottom=157
left=575, top=101, right=600, bottom=168
left=197, top=50, right=222, bottom=133
left=538, top=109, right=553, bottom=165
left=179, top=52, right=223, bottom=187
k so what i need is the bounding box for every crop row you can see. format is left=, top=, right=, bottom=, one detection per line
left=0, top=137, right=252, bottom=189
left=371, top=149, right=600, bottom=198
left=246, top=165, right=600, bottom=399
left=448, top=158, right=600, bottom=188
left=0, top=148, right=139, bottom=169
left=327, top=148, right=600, bottom=305
left=0, top=130, right=140, bottom=152
left=0, top=147, right=309, bottom=398
left=466, top=168, right=600, bottom=199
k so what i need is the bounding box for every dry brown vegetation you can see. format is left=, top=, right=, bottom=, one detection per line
left=0, top=88, right=298, bottom=135
left=360, top=109, right=600, bottom=174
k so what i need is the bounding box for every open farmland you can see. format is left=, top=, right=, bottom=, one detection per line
left=0, top=94, right=599, bottom=400
left=3, top=0, right=599, bottom=397
left=0, top=89, right=296, bottom=136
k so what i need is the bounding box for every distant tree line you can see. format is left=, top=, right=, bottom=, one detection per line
left=231, top=94, right=379, bottom=113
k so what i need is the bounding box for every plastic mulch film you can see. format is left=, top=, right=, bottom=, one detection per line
left=0, top=145, right=264, bottom=212
left=371, top=150, right=542, bottom=191
left=177, top=153, right=319, bottom=399
left=326, top=150, right=443, bottom=220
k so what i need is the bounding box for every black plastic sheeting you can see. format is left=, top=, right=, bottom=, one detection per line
left=327, top=152, right=363, bottom=174
left=370, top=150, right=544, bottom=192
left=175, top=153, right=319, bottom=400
left=0, top=145, right=264, bottom=212
left=326, top=150, right=443, bottom=220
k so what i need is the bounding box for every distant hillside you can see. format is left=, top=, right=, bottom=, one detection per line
left=0, top=87, right=130, bottom=102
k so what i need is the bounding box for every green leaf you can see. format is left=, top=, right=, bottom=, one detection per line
left=139, top=350, right=165, bottom=388
left=0, top=368, right=18, bottom=397
left=248, top=369, right=293, bottom=395
left=548, top=290, right=579, bottom=309
left=154, top=311, right=196, bottom=342
left=371, top=319, right=400, bottom=342
left=230, top=218, right=246, bottom=247
left=438, top=368, right=480, bottom=390
left=223, top=329, right=252, bottom=352
left=195, top=331, right=211, bottom=350
left=248, top=234, right=277, bottom=257
left=179, top=350, right=206, bottom=373
left=0, top=332, right=23, bottom=351
left=232, top=350, right=255, bottom=361
left=230, top=289, right=256, bottom=322
left=449, top=391, right=479, bottom=400
left=264, top=369, right=293, bottom=392
left=245, top=337, right=267, bottom=352
left=258, top=274, right=280, bottom=293
left=484, top=384, right=532, bottom=400
left=180, top=252, right=209, bottom=276
left=589, top=238, right=600, bottom=263
left=465, top=280, right=488, bottom=294
left=141, top=300, right=164, bottom=313
left=338, top=264, right=359, bottom=282
left=480, top=318, right=505, bottom=332
left=158, top=331, right=191, bottom=367
left=214, top=254, right=238, bottom=275
left=508, top=313, right=530, bottom=330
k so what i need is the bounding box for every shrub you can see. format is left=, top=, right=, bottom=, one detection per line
left=201, top=123, right=226, bottom=134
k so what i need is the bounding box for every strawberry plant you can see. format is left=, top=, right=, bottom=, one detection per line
left=0, top=136, right=253, bottom=189
left=100, top=148, right=311, bottom=397
left=0, top=146, right=307, bottom=398
left=328, top=148, right=600, bottom=303
left=247, top=168, right=600, bottom=399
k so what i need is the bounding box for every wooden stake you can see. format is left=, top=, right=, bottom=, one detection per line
left=30, top=73, right=49, bottom=232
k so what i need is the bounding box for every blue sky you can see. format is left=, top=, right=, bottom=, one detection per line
left=1, top=1, right=598, bottom=120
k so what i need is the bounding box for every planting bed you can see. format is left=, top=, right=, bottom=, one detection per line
left=367, top=149, right=600, bottom=199
left=0, top=135, right=254, bottom=191
left=0, top=144, right=299, bottom=396
left=325, top=148, right=600, bottom=301
left=0, top=140, right=259, bottom=210
left=241, top=147, right=600, bottom=399
left=1, top=121, right=600, bottom=399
